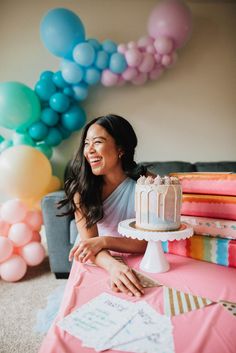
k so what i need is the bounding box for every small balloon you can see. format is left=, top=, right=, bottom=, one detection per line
left=49, top=92, right=70, bottom=113
left=73, top=42, right=96, bottom=67
left=61, top=104, right=86, bottom=131
left=28, top=121, right=49, bottom=141
left=0, top=255, right=27, bottom=282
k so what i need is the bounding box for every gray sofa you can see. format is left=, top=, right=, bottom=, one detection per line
left=42, top=160, right=236, bottom=278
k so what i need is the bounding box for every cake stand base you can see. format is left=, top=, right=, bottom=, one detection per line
left=140, top=240, right=170, bottom=273
left=118, top=219, right=193, bottom=274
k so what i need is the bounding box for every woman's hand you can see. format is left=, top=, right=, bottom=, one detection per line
left=108, top=261, right=144, bottom=297
left=69, top=237, right=105, bottom=263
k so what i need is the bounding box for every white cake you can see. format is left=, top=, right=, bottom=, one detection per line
left=135, top=175, right=182, bottom=231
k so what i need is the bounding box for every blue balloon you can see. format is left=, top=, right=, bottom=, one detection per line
left=40, top=107, right=59, bottom=127
left=35, top=79, right=57, bottom=101
left=61, top=59, right=84, bottom=84
left=87, top=38, right=101, bottom=51
left=57, top=124, right=71, bottom=139
left=52, top=71, right=68, bottom=88
left=109, top=52, right=127, bottom=74
left=63, top=87, right=74, bottom=97
left=61, top=104, right=86, bottom=131
left=72, top=83, right=88, bottom=101
left=73, top=42, right=95, bottom=67
left=84, top=67, right=101, bottom=85
left=49, top=92, right=70, bottom=113
left=40, top=8, right=85, bottom=59
left=28, top=121, right=49, bottom=141
left=102, top=39, right=117, bottom=54
left=95, top=50, right=109, bottom=70
left=40, top=71, right=54, bottom=81
left=36, top=142, right=53, bottom=159
left=45, top=127, right=63, bottom=146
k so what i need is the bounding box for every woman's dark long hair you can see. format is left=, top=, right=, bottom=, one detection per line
left=59, top=114, right=146, bottom=228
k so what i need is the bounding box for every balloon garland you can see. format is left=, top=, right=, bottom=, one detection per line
left=0, top=0, right=192, bottom=281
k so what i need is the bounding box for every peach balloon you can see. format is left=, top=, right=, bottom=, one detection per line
left=20, top=242, right=45, bottom=266
left=25, top=210, right=43, bottom=231
left=0, top=255, right=27, bottom=282
left=0, top=219, right=10, bottom=237
left=46, top=175, right=61, bottom=193
left=0, top=199, right=28, bottom=224
left=0, top=145, right=52, bottom=199
left=0, top=236, right=13, bottom=263
left=8, top=222, right=33, bottom=247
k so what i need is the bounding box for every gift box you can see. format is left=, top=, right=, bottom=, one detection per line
left=181, top=216, right=236, bottom=240
left=181, top=194, right=236, bottom=221
left=170, top=172, right=236, bottom=196
left=162, top=235, right=236, bottom=268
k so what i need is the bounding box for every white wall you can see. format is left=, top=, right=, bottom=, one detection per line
left=0, top=0, right=235, bottom=180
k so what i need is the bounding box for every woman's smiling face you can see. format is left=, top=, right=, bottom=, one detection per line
left=83, top=123, right=123, bottom=176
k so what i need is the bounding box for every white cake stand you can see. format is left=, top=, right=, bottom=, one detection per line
left=118, top=220, right=193, bottom=273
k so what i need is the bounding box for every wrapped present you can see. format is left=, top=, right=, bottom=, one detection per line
left=162, top=235, right=236, bottom=268
left=181, top=216, right=236, bottom=239
left=181, top=194, right=236, bottom=221
left=170, top=172, right=236, bottom=196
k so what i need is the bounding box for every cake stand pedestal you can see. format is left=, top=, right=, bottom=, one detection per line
left=118, top=220, right=193, bottom=273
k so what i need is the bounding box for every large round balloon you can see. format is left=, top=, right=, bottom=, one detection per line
left=40, top=8, right=85, bottom=58
left=0, top=145, right=52, bottom=199
left=0, top=82, right=41, bottom=131
left=148, top=0, right=192, bottom=49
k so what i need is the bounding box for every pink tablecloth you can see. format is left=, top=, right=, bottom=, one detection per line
left=38, top=254, right=236, bottom=353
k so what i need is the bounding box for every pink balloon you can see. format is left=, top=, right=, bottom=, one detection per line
left=0, top=236, right=13, bottom=263
left=8, top=223, right=33, bottom=247
left=148, top=0, right=193, bottom=49
left=101, top=70, right=119, bottom=86
left=0, top=255, right=27, bottom=282
left=0, top=199, right=28, bottom=224
left=127, top=41, right=137, bottom=49
left=154, top=36, right=174, bottom=55
left=0, top=219, right=10, bottom=237
left=122, top=67, right=138, bottom=81
left=137, top=36, right=154, bottom=49
left=20, top=242, right=45, bottom=266
left=154, top=53, right=162, bottom=64
left=132, top=72, right=148, bottom=85
left=149, top=66, right=164, bottom=80
left=139, top=53, right=155, bottom=73
left=24, top=209, right=43, bottom=231
left=146, top=45, right=156, bottom=54
left=161, top=54, right=172, bottom=67
left=125, top=49, right=142, bottom=67
left=31, top=230, right=42, bottom=242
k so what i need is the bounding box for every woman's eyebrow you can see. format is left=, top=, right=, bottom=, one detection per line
left=85, top=136, right=107, bottom=141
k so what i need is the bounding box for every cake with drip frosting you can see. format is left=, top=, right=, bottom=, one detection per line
left=135, top=175, right=182, bottom=231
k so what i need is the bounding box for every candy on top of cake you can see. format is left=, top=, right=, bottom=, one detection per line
left=137, top=175, right=180, bottom=185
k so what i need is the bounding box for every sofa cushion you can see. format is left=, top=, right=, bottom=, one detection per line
left=140, top=161, right=196, bottom=176
left=195, top=162, right=236, bottom=173
left=70, top=219, right=78, bottom=244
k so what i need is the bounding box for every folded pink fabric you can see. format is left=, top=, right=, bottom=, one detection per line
left=181, top=216, right=236, bottom=239
left=170, top=172, right=236, bottom=196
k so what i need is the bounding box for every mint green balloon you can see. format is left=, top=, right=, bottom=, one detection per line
left=0, top=82, right=41, bottom=130
left=0, top=135, right=4, bottom=143
left=12, top=132, right=35, bottom=147
left=36, top=142, right=53, bottom=159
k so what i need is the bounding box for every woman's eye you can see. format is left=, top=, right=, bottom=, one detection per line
left=94, top=140, right=102, bottom=144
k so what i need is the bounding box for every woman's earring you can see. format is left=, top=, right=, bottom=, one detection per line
left=118, top=153, right=122, bottom=159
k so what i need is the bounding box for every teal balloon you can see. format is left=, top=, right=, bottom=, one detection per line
left=61, top=104, right=86, bottom=131
left=0, top=139, right=13, bottom=153
left=35, top=79, right=56, bottom=101
left=95, top=50, right=109, bottom=70
left=49, top=92, right=70, bottom=113
left=28, top=121, right=49, bottom=141
left=109, top=52, right=127, bottom=74
left=0, top=82, right=41, bottom=130
left=52, top=71, right=68, bottom=88
left=84, top=67, right=101, bottom=85
left=102, top=40, right=117, bottom=54
left=40, top=71, right=54, bottom=81
left=57, top=124, right=71, bottom=139
left=40, top=8, right=85, bottom=59
left=40, top=107, right=59, bottom=127
left=87, top=38, right=101, bottom=51
left=0, top=135, right=4, bottom=143
left=45, top=127, right=63, bottom=146
left=63, top=87, right=74, bottom=97
left=73, top=83, right=88, bottom=101
left=73, top=42, right=95, bottom=67
left=12, top=132, right=35, bottom=146
left=36, top=142, right=53, bottom=159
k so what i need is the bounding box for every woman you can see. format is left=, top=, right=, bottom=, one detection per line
left=61, top=114, right=148, bottom=297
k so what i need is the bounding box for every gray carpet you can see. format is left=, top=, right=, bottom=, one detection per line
left=0, top=256, right=66, bottom=353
